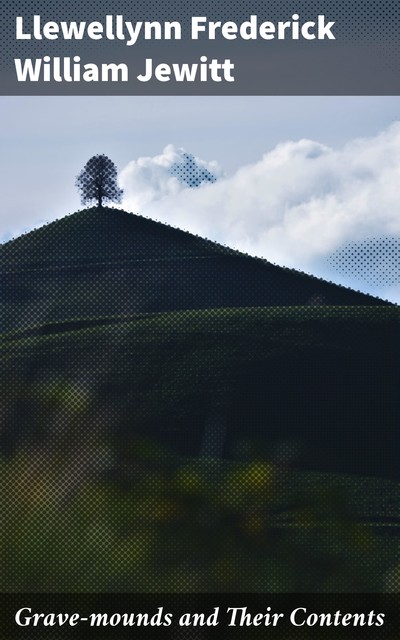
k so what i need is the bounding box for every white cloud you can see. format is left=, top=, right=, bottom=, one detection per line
left=119, top=144, right=222, bottom=211
left=120, top=126, right=400, bottom=284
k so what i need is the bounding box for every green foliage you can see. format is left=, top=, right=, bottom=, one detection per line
left=1, top=308, right=399, bottom=593
left=76, top=156, right=123, bottom=208
left=1, top=437, right=393, bottom=593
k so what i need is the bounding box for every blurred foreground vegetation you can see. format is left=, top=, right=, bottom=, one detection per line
left=1, top=306, right=399, bottom=593
left=2, top=433, right=398, bottom=593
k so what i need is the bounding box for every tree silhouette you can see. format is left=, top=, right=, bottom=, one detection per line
left=76, top=155, right=123, bottom=208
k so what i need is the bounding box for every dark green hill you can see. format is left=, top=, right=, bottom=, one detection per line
left=1, top=207, right=398, bottom=482
left=2, top=208, right=400, bottom=595
left=1, top=207, right=228, bottom=267
left=1, top=207, right=389, bottom=334
left=2, top=305, right=399, bottom=480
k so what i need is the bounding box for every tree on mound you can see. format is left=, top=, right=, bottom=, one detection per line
left=76, top=155, right=123, bottom=208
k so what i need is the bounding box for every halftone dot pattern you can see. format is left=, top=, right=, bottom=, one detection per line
left=2, top=0, right=400, bottom=83
left=170, top=153, right=217, bottom=187
left=76, top=155, right=123, bottom=208
left=1, top=206, right=399, bottom=596
left=328, top=236, right=400, bottom=287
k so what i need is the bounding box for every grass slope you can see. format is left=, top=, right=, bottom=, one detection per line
left=1, top=211, right=399, bottom=592
left=1, top=305, right=399, bottom=471
left=1, top=208, right=390, bottom=334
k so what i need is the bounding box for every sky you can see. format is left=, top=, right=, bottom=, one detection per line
left=2, top=96, right=400, bottom=302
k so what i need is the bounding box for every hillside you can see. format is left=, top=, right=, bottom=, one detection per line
left=1, top=207, right=400, bottom=593
left=0, top=207, right=389, bottom=334
left=2, top=304, right=400, bottom=593
left=1, top=207, right=399, bottom=477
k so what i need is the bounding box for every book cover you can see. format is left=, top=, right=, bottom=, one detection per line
left=1, top=0, right=400, bottom=636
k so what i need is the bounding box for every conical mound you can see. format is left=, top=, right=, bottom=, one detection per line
left=1, top=207, right=389, bottom=334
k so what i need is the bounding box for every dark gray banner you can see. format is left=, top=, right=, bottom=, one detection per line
left=1, top=0, right=400, bottom=95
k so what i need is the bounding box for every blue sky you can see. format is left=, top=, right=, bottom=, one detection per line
left=2, top=96, right=400, bottom=301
